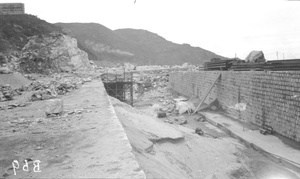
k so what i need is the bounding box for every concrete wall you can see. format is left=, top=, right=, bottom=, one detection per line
left=0, top=3, right=25, bottom=15
left=169, top=71, right=300, bottom=142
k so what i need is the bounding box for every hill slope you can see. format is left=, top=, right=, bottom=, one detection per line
left=0, top=15, right=91, bottom=74
left=56, top=23, right=133, bottom=66
left=0, top=14, right=62, bottom=53
left=114, top=29, right=226, bottom=65
left=56, top=23, right=227, bottom=66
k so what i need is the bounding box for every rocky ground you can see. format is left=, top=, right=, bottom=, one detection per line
left=0, top=70, right=105, bottom=178
left=0, top=67, right=300, bottom=179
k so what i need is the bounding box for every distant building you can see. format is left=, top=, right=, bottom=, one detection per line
left=0, top=3, right=25, bottom=15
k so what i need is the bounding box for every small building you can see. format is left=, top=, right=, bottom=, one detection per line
left=0, top=3, right=25, bottom=15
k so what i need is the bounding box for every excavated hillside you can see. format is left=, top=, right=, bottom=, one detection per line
left=0, top=15, right=93, bottom=75
left=0, top=14, right=62, bottom=53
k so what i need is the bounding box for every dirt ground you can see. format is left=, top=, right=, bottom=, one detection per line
left=0, top=76, right=96, bottom=178
left=0, top=73, right=146, bottom=179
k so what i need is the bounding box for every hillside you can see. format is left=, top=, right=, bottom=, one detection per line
left=55, top=23, right=133, bottom=66
left=0, top=15, right=92, bottom=74
left=0, top=15, right=227, bottom=67
left=0, top=14, right=62, bottom=53
left=56, top=23, right=228, bottom=66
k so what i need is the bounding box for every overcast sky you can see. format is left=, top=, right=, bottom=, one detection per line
left=3, top=0, right=300, bottom=60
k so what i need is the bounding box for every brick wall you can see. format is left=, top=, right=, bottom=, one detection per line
left=169, top=71, right=300, bottom=142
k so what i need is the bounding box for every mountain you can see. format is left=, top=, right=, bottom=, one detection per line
left=56, top=23, right=228, bottom=66
left=55, top=23, right=132, bottom=66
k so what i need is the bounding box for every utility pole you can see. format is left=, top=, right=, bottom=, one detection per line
left=130, top=72, right=133, bottom=107
left=276, top=51, right=279, bottom=60
left=283, top=53, right=285, bottom=60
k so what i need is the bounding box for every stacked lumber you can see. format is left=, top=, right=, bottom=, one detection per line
left=230, top=59, right=300, bottom=71
left=265, top=59, right=300, bottom=71
left=230, top=62, right=265, bottom=71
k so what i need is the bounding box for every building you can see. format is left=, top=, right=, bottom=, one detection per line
left=0, top=3, right=25, bottom=15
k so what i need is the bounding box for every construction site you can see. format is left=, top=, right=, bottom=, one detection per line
left=2, top=61, right=300, bottom=179
left=1, top=2, right=300, bottom=178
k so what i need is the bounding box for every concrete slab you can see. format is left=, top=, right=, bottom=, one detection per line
left=202, top=112, right=300, bottom=174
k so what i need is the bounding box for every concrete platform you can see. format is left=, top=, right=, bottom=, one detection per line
left=66, top=80, right=146, bottom=178
left=64, top=80, right=146, bottom=178
left=201, top=112, right=300, bottom=174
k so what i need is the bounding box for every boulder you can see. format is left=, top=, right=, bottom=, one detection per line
left=176, top=101, right=195, bottom=114
left=0, top=66, right=12, bottom=74
left=45, top=99, right=64, bottom=116
left=179, top=119, right=187, bottom=125
left=152, top=104, right=161, bottom=112
left=195, top=127, right=204, bottom=135
left=176, top=102, right=190, bottom=114
left=181, top=62, right=190, bottom=68
left=0, top=84, right=14, bottom=101
left=245, top=50, right=266, bottom=63
left=174, top=116, right=187, bottom=125
left=0, top=53, right=7, bottom=65
left=157, top=111, right=167, bottom=118
left=211, top=105, right=217, bottom=111
left=31, top=89, right=55, bottom=101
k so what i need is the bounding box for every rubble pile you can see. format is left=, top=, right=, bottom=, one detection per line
left=0, top=70, right=96, bottom=112
left=131, top=68, right=198, bottom=116
left=130, top=67, right=206, bottom=124
left=132, top=70, right=170, bottom=100
left=0, top=84, right=24, bottom=102
left=28, top=77, right=86, bottom=101
left=45, top=99, right=64, bottom=117
left=30, top=83, right=58, bottom=101
left=103, top=65, right=200, bottom=114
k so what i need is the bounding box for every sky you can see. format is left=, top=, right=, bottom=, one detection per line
left=2, top=0, right=300, bottom=60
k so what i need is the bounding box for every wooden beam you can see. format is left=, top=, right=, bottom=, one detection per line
left=193, top=72, right=221, bottom=114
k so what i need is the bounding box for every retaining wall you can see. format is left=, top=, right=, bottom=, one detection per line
left=169, top=71, right=300, bottom=142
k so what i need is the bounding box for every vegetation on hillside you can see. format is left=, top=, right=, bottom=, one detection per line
left=56, top=23, right=228, bottom=65
left=0, top=15, right=93, bottom=75
left=0, top=15, right=227, bottom=66
left=0, top=14, right=62, bottom=53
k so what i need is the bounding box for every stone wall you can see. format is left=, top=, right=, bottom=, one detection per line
left=0, top=3, right=25, bottom=15
left=169, top=71, right=300, bottom=142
